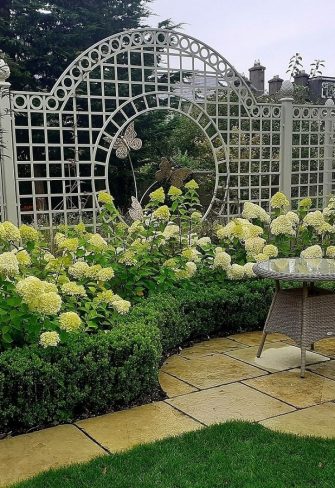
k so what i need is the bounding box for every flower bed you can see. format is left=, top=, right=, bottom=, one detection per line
left=0, top=186, right=334, bottom=351
left=1, top=184, right=335, bottom=434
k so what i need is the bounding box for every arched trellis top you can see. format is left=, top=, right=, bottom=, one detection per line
left=11, top=28, right=257, bottom=116
left=92, top=91, right=229, bottom=219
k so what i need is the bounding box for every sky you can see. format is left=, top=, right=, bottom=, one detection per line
left=147, top=0, right=335, bottom=85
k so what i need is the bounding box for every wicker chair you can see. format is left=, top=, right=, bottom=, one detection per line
left=254, top=260, right=335, bottom=377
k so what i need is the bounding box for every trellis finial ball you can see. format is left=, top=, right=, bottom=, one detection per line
left=279, top=80, right=294, bottom=98
left=0, top=58, right=10, bottom=81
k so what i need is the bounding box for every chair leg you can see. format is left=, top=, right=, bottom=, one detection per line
left=301, top=284, right=308, bottom=378
left=257, top=332, right=267, bottom=358
left=300, top=347, right=306, bottom=378
left=257, top=282, right=280, bottom=359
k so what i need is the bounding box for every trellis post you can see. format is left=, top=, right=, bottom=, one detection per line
left=0, top=59, right=17, bottom=224
left=323, top=98, right=334, bottom=205
left=279, top=80, right=294, bottom=200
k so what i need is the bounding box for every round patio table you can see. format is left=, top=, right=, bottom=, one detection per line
left=253, top=257, right=335, bottom=377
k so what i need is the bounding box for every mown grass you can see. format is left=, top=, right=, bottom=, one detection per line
left=13, top=421, right=335, bottom=488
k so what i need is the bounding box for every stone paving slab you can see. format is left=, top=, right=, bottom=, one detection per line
left=244, top=369, right=335, bottom=408
left=308, top=359, right=335, bottom=380
left=0, top=425, right=105, bottom=487
left=76, top=401, right=202, bottom=453
left=161, top=352, right=267, bottom=389
left=260, top=402, right=335, bottom=438
left=166, top=383, right=295, bottom=425
left=179, top=337, right=243, bottom=358
left=226, top=343, right=328, bottom=373
left=159, top=371, right=198, bottom=397
left=227, top=331, right=288, bottom=346
left=313, top=338, right=335, bottom=358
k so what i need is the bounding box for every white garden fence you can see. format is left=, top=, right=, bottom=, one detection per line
left=0, top=28, right=334, bottom=231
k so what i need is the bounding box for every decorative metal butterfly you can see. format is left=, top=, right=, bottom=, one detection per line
left=128, top=196, right=144, bottom=221
left=112, top=121, right=142, bottom=159
left=155, top=157, right=192, bottom=188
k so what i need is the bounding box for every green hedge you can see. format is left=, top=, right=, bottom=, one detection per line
left=0, top=279, right=274, bottom=434
left=0, top=323, right=162, bottom=433
left=115, top=279, right=274, bottom=351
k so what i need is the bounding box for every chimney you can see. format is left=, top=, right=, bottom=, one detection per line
left=294, top=70, right=309, bottom=87
left=249, top=60, right=265, bottom=94
left=268, top=75, right=283, bottom=96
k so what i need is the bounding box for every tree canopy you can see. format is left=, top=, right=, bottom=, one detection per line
left=0, top=0, right=153, bottom=90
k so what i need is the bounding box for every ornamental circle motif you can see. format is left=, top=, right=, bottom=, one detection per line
left=13, top=95, right=27, bottom=109
left=46, top=96, right=58, bottom=110
left=92, top=92, right=228, bottom=219
left=30, top=96, right=43, bottom=110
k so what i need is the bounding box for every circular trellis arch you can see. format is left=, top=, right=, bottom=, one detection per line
left=10, top=28, right=270, bottom=229
left=93, top=92, right=228, bottom=218
left=50, top=28, right=257, bottom=113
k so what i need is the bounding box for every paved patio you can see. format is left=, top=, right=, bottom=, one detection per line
left=2, top=331, right=335, bottom=487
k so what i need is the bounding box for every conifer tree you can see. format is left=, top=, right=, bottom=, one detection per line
left=0, top=0, right=152, bottom=90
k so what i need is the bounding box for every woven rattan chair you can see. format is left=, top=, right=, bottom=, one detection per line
left=254, top=258, right=335, bottom=377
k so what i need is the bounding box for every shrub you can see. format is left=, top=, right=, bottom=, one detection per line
left=0, top=278, right=274, bottom=435
left=0, top=322, right=162, bottom=433
left=0, top=183, right=210, bottom=350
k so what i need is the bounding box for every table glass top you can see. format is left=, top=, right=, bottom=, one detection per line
left=254, top=257, right=335, bottom=281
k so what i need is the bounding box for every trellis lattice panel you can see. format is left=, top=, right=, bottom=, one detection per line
left=291, top=104, right=335, bottom=208
left=1, top=28, right=334, bottom=229
left=222, top=103, right=281, bottom=215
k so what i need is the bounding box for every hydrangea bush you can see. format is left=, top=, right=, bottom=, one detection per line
left=214, top=193, right=335, bottom=279
left=1, top=183, right=335, bottom=351
left=0, top=181, right=211, bottom=350
left=0, top=220, right=132, bottom=350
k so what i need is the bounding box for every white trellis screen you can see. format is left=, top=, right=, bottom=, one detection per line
left=0, top=28, right=335, bottom=231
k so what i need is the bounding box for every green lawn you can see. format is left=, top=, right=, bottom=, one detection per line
left=14, top=422, right=335, bottom=488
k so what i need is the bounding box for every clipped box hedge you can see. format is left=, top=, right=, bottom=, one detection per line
left=0, top=279, right=274, bottom=434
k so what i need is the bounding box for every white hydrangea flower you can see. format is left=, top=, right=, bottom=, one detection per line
left=217, top=221, right=242, bottom=240
left=244, top=237, right=266, bottom=256
left=243, top=262, right=256, bottom=278
left=303, top=211, right=325, bottom=230
left=254, top=253, right=270, bottom=262
left=213, top=251, right=231, bottom=270
left=0, top=252, right=19, bottom=277
left=182, top=247, right=201, bottom=262
left=263, top=244, right=279, bottom=258
left=162, top=224, right=180, bottom=239
left=227, top=264, right=245, bottom=280
left=68, top=261, right=90, bottom=279
left=196, top=236, right=211, bottom=248
left=242, top=223, right=264, bottom=240
left=112, top=298, right=131, bottom=314
left=270, top=215, right=296, bottom=236
left=285, top=211, right=299, bottom=225
left=185, top=261, right=197, bottom=277
left=326, top=246, right=335, bottom=258
left=317, top=222, right=335, bottom=235
left=323, top=207, right=335, bottom=219
left=301, top=245, right=323, bottom=259
left=270, top=192, right=289, bottom=209
left=39, top=331, right=60, bottom=348
left=327, top=197, right=335, bottom=210
left=59, top=312, right=82, bottom=332
left=242, top=202, right=270, bottom=224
